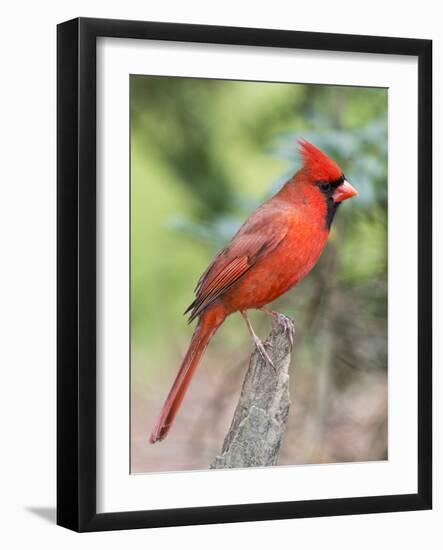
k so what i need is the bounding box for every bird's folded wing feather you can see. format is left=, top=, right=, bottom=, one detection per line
left=185, top=206, right=291, bottom=321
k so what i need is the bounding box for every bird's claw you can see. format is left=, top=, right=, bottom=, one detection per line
left=273, top=313, right=295, bottom=349
left=253, top=335, right=275, bottom=371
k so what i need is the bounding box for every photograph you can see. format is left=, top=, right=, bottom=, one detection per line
left=130, top=75, right=388, bottom=474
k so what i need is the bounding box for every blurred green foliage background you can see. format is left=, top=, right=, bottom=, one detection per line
left=130, top=75, right=388, bottom=473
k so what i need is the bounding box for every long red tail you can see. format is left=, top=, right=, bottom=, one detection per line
left=149, top=305, right=226, bottom=443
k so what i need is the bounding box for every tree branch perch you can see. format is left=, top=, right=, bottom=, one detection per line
left=211, top=316, right=295, bottom=469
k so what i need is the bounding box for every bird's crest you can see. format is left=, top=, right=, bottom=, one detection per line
left=298, top=139, right=343, bottom=182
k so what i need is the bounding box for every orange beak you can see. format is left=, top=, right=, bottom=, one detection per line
left=333, top=179, right=358, bottom=203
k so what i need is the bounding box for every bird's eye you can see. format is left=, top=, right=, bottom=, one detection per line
left=319, top=182, right=331, bottom=192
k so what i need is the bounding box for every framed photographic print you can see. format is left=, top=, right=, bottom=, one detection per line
left=57, top=17, right=432, bottom=531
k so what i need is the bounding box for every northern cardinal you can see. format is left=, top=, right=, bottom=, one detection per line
left=150, top=140, right=357, bottom=443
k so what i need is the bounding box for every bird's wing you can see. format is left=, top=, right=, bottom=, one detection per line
left=185, top=205, right=290, bottom=322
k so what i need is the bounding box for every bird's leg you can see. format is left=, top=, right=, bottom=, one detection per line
left=240, top=310, right=275, bottom=369
left=261, top=307, right=295, bottom=349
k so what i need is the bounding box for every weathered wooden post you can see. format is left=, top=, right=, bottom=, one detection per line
left=211, top=316, right=294, bottom=469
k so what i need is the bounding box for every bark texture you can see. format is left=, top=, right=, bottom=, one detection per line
left=211, top=317, right=294, bottom=469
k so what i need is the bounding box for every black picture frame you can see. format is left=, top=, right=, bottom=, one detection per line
left=57, top=17, right=432, bottom=532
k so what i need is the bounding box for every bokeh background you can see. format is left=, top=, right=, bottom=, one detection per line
left=130, top=75, right=388, bottom=473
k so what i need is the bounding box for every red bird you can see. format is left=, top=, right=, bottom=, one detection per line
left=150, top=140, right=357, bottom=443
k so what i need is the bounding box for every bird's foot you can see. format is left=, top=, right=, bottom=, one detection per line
left=252, top=334, right=275, bottom=371
left=272, top=313, right=295, bottom=349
